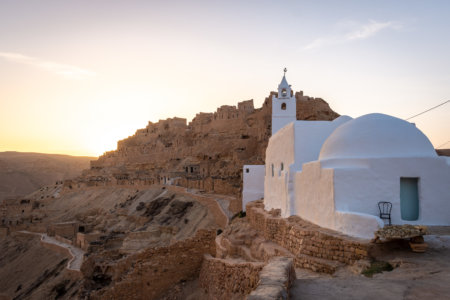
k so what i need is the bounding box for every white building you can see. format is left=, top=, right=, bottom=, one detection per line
left=242, top=165, right=265, bottom=211
left=243, top=73, right=450, bottom=240
left=263, top=116, right=352, bottom=218
left=271, top=72, right=296, bottom=136
left=242, top=71, right=297, bottom=211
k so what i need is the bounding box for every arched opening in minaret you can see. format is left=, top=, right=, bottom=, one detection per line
left=281, top=88, right=287, bottom=97
left=281, top=103, right=286, bottom=110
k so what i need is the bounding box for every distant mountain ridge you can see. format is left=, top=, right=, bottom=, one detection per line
left=0, top=151, right=95, bottom=201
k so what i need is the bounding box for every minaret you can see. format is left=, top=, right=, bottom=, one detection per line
left=272, top=68, right=296, bottom=135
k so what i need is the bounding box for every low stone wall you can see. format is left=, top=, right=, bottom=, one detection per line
left=47, top=222, right=78, bottom=240
left=24, top=224, right=47, bottom=233
left=76, top=232, right=102, bottom=251
left=199, top=255, right=296, bottom=300
left=199, top=254, right=265, bottom=299
left=246, top=201, right=371, bottom=271
left=86, top=229, right=216, bottom=300
left=54, top=234, right=73, bottom=245
left=247, top=257, right=296, bottom=300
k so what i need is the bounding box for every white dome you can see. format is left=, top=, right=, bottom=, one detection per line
left=319, top=113, right=437, bottom=160
left=332, top=115, right=353, bottom=125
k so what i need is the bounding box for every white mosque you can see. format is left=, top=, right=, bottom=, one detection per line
left=243, top=72, right=450, bottom=240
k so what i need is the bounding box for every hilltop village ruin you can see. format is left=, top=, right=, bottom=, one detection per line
left=71, top=89, right=338, bottom=206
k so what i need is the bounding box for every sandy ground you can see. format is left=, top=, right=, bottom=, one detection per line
left=291, top=235, right=450, bottom=300
left=1, top=185, right=228, bottom=299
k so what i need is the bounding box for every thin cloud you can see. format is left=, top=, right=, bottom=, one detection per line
left=346, top=20, right=401, bottom=40
left=0, top=51, right=95, bottom=79
left=303, top=20, right=403, bottom=50
left=303, top=37, right=340, bottom=50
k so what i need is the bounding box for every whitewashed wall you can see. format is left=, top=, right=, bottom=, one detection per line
left=325, top=156, right=450, bottom=226
left=264, top=124, right=295, bottom=216
left=242, top=165, right=265, bottom=211
left=295, top=161, right=384, bottom=240
left=294, top=156, right=450, bottom=240
left=291, top=116, right=352, bottom=171
left=265, top=117, right=352, bottom=217
left=271, top=96, right=296, bottom=136
left=295, top=161, right=335, bottom=225
left=445, top=157, right=450, bottom=165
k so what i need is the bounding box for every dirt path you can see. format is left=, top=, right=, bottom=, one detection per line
left=19, top=231, right=85, bottom=271
left=291, top=235, right=450, bottom=300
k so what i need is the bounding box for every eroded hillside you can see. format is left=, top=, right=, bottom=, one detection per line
left=0, top=234, right=81, bottom=300
left=1, top=183, right=227, bottom=299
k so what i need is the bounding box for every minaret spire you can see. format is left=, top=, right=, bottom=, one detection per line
left=272, top=68, right=296, bottom=135
left=278, top=68, right=291, bottom=98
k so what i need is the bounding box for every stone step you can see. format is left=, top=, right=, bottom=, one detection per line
left=294, top=253, right=343, bottom=274
left=409, top=242, right=428, bottom=253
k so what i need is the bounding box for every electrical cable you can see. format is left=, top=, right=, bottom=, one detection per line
left=405, top=100, right=449, bottom=121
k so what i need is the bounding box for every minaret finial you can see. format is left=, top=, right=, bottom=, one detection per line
left=284, top=67, right=287, bottom=75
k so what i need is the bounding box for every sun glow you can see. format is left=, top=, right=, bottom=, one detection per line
left=0, top=1, right=449, bottom=156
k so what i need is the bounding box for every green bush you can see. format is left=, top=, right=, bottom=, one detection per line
left=362, top=261, right=393, bottom=277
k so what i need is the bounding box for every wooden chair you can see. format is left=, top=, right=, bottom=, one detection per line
left=378, top=201, right=392, bottom=225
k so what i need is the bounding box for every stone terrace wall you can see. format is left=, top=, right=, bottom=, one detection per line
left=199, top=255, right=296, bottom=300
left=247, top=257, right=296, bottom=300
left=47, top=222, right=78, bottom=240
left=86, top=229, right=216, bottom=300
left=246, top=201, right=371, bottom=272
left=199, top=254, right=265, bottom=300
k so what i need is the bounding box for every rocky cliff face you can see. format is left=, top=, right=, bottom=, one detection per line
left=81, top=92, right=339, bottom=199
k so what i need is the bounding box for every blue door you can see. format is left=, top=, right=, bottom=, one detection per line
left=400, top=177, right=419, bottom=221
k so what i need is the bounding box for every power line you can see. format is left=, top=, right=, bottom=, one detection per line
left=405, top=100, right=450, bottom=121
left=437, top=140, right=450, bottom=149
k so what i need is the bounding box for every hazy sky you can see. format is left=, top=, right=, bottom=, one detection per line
left=0, top=0, right=449, bottom=156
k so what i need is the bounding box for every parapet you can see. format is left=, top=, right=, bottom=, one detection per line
left=238, top=99, right=254, bottom=113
